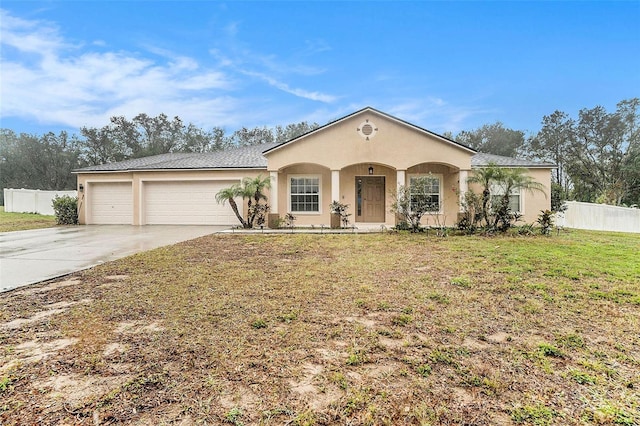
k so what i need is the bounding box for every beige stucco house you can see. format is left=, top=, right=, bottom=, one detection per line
left=74, top=107, right=554, bottom=227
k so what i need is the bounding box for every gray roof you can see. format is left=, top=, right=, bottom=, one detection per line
left=74, top=143, right=278, bottom=172
left=472, top=152, right=556, bottom=168
left=75, top=142, right=555, bottom=173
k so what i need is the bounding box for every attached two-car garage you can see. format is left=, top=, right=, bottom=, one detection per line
left=85, top=179, right=242, bottom=225
left=142, top=180, right=241, bottom=225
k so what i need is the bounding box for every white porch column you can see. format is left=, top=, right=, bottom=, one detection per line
left=331, top=170, right=340, bottom=202
left=459, top=170, right=469, bottom=212
left=269, top=171, right=279, bottom=214
left=396, top=170, right=406, bottom=193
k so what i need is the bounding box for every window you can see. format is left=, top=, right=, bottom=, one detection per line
left=290, top=176, right=320, bottom=213
left=490, top=185, right=521, bottom=213
left=409, top=175, right=441, bottom=213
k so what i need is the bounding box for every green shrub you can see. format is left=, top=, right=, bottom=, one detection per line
left=537, top=210, right=554, bottom=235
left=52, top=195, right=78, bottom=225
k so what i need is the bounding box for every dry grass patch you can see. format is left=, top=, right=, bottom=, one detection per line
left=0, top=230, right=638, bottom=425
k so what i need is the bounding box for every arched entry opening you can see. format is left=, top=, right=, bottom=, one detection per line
left=340, top=163, right=396, bottom=224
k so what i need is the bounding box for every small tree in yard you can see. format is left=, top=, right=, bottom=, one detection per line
left=457, top=190, right=483, bottom=233
left=466, top=164, right=547, bottom=233
left=52, top=195, right=78, bottom=225
left=466, top=164, right=505, bottom=228
left=491, top=168, right=546, bottom=231
left=216, top=175, right=271, bottom=229
left=391, top=176, right=439, bottom=232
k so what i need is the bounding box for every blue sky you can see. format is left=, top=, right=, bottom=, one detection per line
left=1, top=1, right=639, bottom=137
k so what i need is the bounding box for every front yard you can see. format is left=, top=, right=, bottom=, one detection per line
left=1, top=231, right=638, bottom=425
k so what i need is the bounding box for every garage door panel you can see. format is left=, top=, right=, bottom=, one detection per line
left=89, top=182, right=133, bottom=224
left=144, top=181, right=242, bottom=225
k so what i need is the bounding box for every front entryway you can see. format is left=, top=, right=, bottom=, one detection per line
left=356, top=176, right=385, bottom=222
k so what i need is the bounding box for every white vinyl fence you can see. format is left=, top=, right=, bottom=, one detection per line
left=3, top=188, right=77, bottom=216
left=557, top=201, right=640, bottom=234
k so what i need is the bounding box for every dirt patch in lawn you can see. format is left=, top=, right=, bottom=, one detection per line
left=1, top=232, right=638, bottom=425
left=1, top=298, right=92, bottom=330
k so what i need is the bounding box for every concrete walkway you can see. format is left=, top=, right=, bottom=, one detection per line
left=0, top=225, right=225, bottom=292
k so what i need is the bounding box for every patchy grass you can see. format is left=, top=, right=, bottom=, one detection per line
left=0, top=230, right=638, bottom=425
left=0, top=206, right=56, bottom=232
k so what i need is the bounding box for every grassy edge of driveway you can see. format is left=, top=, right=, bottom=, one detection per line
left=0, top=206, right=57, bottom=232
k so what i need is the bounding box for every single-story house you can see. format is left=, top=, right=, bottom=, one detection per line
left=74, top=107, right=554, bottom=227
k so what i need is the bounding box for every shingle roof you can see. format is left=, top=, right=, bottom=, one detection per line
left=75, top=145, right=554, bottom=173
left=74, top=143, right=278, bottom=172
left=472, top=152, right=556, bottom=168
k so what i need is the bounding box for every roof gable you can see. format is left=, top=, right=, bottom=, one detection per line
left=263, top=107, right=476, bottom=156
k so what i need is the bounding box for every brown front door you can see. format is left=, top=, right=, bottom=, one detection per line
left=357, top=176, right=385, bottom=222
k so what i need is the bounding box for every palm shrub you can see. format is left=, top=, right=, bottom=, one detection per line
left=467, top=164, right=546, bottom=233
left=491, top=168, right=546, bottom=231
left=243, top=175, right=271, bottom=227
left=466, top=164, right=505, bottom=228
left=215, top=174, right=271, bottom=229
left=215, top=184, right=247, bottom=228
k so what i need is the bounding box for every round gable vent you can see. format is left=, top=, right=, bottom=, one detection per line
left=357, top=120, right=378, bottom=140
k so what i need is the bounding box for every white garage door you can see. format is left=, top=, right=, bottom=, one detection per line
left=143, top=180, right=242, bottom=225
left=88, top=181, right=133, bottom=224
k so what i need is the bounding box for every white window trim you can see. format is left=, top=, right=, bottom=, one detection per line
left=490, top=184, right=523, bottom=214
left=408, top=173, right=443, bottom=214
left=288, top=174, right=322, bottom=215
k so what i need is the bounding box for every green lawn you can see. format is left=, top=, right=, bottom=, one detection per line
left=0, top=206, right=56, bottom=232
left=1, top=230, right=638, bottom=425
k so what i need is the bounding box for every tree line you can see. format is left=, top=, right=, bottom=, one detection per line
left=1, top=98, right=638, bottom=206
left=445, top=98, right=639, bottom=207
left=0, top=114, right=319, bottom=204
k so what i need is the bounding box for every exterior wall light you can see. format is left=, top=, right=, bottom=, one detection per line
left=368, top=166, right=374, bottom=175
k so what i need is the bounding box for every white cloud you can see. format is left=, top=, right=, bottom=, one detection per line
left=0, top=9, right=68, bottom=55
left=208, top=29, right=336, bottom=101
left=0, top=9, right=242, bottom=129
left=387, top=98, right=494, bottom=134
left=240, top=70, right=337, bottom=103
left=0, top=9, right=337, bottom=131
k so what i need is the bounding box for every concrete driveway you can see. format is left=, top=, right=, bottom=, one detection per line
left=0, top=225, right=226, bottom=292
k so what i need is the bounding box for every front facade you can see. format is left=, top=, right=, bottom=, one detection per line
left=75, top=108, right=554, bottom=227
